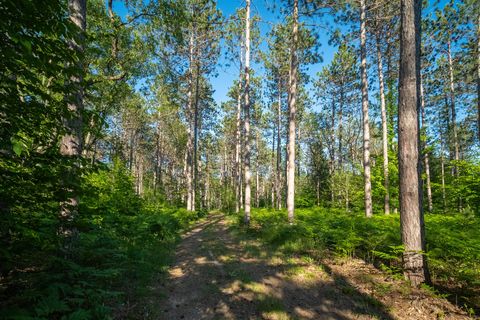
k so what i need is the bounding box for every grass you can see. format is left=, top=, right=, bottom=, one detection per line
left=231, top=207, right=480, bottom=313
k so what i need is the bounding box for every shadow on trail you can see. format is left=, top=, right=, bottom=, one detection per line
left=157, top=216, right=395, bottom=320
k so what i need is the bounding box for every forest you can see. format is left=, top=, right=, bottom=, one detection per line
left=0, top=0, right=479, bottom=319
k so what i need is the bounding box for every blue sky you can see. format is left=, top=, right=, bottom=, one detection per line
left=212, top=0, right=338, bottom=107
left=111, top=0, right=452, bottom=112
left=112, top=0, right=339, bottom=109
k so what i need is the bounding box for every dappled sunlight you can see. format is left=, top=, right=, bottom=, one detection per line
left=169, top=267, right=185, bottom=278
left=155, top=215, right=399, bottom=320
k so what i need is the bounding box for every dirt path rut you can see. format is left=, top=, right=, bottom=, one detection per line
left=155, top=215, right=471, bottom=320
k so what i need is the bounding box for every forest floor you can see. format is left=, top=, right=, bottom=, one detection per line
left=150, top=214, right=473, bottom=320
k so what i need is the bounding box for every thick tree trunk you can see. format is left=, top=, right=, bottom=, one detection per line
left=398, top=0, right=429, bottom=286
left=287, top=0, right=299, bottom=223
left=243, top=0, right=251, bottom=225
left=420, top=78, right=433, bottom=212
left=360, top=0, right=373, bottom=217
left=60, top=0, right=86, bottom=237
left=376, top=32, right=390, bottom=215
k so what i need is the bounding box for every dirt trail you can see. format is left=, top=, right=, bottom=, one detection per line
left=155, top=214, right=471, bottom=320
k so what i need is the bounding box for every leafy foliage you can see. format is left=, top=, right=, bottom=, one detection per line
left=237, top=208, right=480, bottom=309
left=0, top=160, right=202, bottom=319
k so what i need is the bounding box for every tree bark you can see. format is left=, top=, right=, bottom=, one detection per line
left=243, top=0, right=251, bottom=225
left=192, top=62, right=201, bottom=211
left=376, top=31, right=390, bottom=215
left=440, top=139, right=447, bottom=212
left=420, top=78, right=433, bottom=212
left=329, top=99, right=336, bottom=204
left=398, top=0, right=429, bottom=286
left=60, top=0, right=86, bottom=238
left=255, top=129, right=260, bottom=208
left=235, top=57, right=243, bottom=213
left=338, top=86, right=344, bottom=169
left=186, top=31, right=194, bottom=211
left=276, top=79, right=282, bottom=210
left=271, top=127, right=276, bottom=208
left=477, top=14, right=480, bottom=143
left=287, top=0, right=299, bottom=223
left=360, top=0, right=373, bottom=218
left=447, top=40, right=459, bottom=173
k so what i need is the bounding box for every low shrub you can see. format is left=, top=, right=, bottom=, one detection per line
left=239, top=208, right=480, bottom=308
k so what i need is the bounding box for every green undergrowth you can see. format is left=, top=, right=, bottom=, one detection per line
left=232, top=207, right=480, bottom=311
left=0, top=163, right=204, bottom=320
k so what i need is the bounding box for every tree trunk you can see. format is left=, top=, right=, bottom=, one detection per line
left=441, top=140, right=447, bottom=212
left=276, top=79, right=282, bottom=210
left=186, top=32, right=194, bottom=211
left=376, top=31, right=390, bottom=215
left=420, top=78, right=433, bottom=212
left=477, top=13, right=480, bottom=143
left=447, top=40, right=459, bottom=172
left=398, top=0, right=429, bottom=286
left=329, top=99, right=336, bottom=204
left=255, top=129, right=260, bottom=208
left=205, top=152, right=210, bottom=210
left=192, top=62, right=201, bottom=212
left=271, top=127, right=276, bottom=208
left=287, top=0, right=299, bottom=223
left=243, top=0, right=251, bottom=225
left=338, top=86, right=344, bottom=169
left=235, top=58, right=243, bottom=213
left=60, top=0, right=86, bottom=238
left=360, top=0, right=373, bottom=218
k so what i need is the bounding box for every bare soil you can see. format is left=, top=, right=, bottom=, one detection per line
left=151, top=214, right=473, bottom=320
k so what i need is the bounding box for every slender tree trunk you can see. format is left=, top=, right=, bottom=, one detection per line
left=137, top=156, right=144, bottom=196
left=205, top=152, right=210, bottom=210
left=276, top=78, right=282, bottom=210
left=345, top=172, right=350, bottom=211
left=192, top=62, right=201, bottom=212
left=398, top=0, right=429, bottom=286
left=441, top=140, right=447, bottom=212
left=271, top=127, right=276, bottom=208
left=60, top=0, right=86, bottom=238
left=477, top=14, right=480, bottom=142
left=338, top=86, right=344, bottom=169
left=329, top=99, right=336, bottom=206
left=360, top=0, right=373, bottom=217
left=447, top=40, right=459, bottom=171
left=235, top=58, right=243, bottom=213
left=183, top=147, right=188, bottom=204
left=287, top=0, right=299, bottom=223
left=243, top=0, right=251, bottom=224
left=376, top=32, right=390, bottom=215
left=255, top=129, right=260, bottom=208
left=420, top=78, right=433, bottom=212
left=186, top=32, right=194, bottom=211
left=297, top=125, right=301, bottom=177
